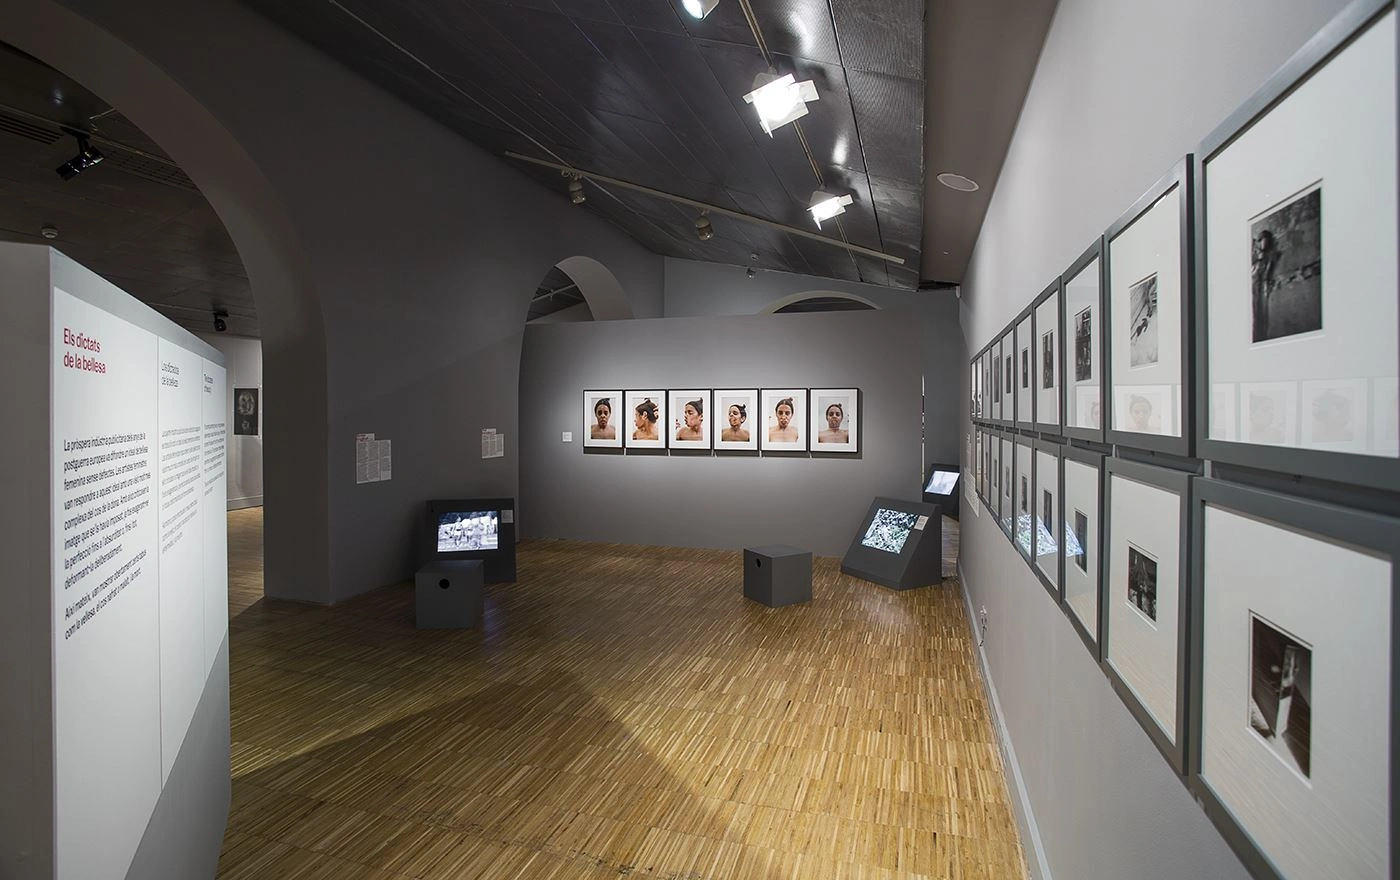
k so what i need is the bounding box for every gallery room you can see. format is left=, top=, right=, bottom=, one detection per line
left=0, top=0, right=1394, bottom=878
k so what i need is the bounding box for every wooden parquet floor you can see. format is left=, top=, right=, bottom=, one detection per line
left=219, top=508, right=1025, bottom=880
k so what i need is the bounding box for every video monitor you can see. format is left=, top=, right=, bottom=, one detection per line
left=860, top=508, right=920, bottom=554
left=924, top=469, right=959, bottom=495
left=436, top=509, right=499, bottom=552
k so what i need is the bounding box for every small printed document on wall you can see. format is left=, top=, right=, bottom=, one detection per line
left=355, top=433, right=392, bottom=483
left=481, top=428, right=504, bottom=459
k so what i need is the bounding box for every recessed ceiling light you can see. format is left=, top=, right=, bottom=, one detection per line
left=682, top=0, right=719, bottom=19
left=743, top=71, right=819, bottom=136
left=936, top=172, right=979, bottom=192
left=808, top=191, right=853, bottom=227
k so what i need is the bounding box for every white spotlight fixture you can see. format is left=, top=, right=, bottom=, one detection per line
left=695, top=211, right=714, bottom=241
left=743, top=70, right=818, bottom=136
left=681, top=0, right=719, bottom=19
left=808, top=190, right=853, bottom=227
left=568, top=176, right=585, bottom=205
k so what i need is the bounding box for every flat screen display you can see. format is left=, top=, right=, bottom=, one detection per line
left=436, top=510, right=499, bottom=552
left=924, top=469, right=959, bottom=495
left=860, top=508, right=919, bottom=554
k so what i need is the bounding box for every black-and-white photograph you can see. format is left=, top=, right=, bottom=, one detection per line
left=1250, top=185, right=1322, bottom=344
left=1042, top=330, right=1055, bottom=390
left=1072, top=509, right=1088, bottom=573
left=1127, top=543, right=1158, bottom=621
left=1042, top=489, right=1053, bottom=533
left=233, top=387, right=259, bottom=436
left=1128, top=273, right=1159, bottom=368
left=859, top=508, right=919, bottom=554
left=1301, top=381, right=1363, bottom=449
left=994, top=356, right=1002, bottom=403
left=1245, top=386, right=1293, bottom=445
left=1249, top=614, right=1312, bottom=778
left=1005, top=353, right=1013, bottom=394
left=1075, top=307, right=1093, bottom=382
left=1021, top=346, right=1029, bottom=389
left=1020, top=474, right=1028, bottom=514
left=436, top=510, right=499, bottom=552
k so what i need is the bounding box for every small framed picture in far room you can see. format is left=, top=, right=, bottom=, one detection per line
left=582, top=390, right=623, bottom=448
left=761, top=388, right=807, bottom=452
left=623, top=391, right=666, bottom=450
left=233, top=387, right=259, bottom=436
left=667, top=389, right=712, bottom=450
left=810, top=388, right=859, bottom=453
left=713, top=389, right=759, bottom=452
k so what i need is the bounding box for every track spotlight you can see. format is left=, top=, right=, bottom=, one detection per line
left=743, top=70, right=818, bottom=136
left=568, top=176, right=586, bottom=205
left=808, top=190, right=854, bottom=227
left=55, top=134, right=104, bottom=181
left=681, top=0, right=719, bottom=19
left=695, top=212, right=714, bottom=241
left=213, top=309, right=228, bottom=333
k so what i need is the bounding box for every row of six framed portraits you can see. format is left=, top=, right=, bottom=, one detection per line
left=582, top=388, right=859, bottom=453
left=970, top=0, right=1399, bottom=490
left=972, top=426, right=1397, bottom=880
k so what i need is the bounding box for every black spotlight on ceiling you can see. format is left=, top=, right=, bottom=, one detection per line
left=213, top=309, right=228, bottom=333
left=694, top=211, right=714, bottom=241
left=568, top=176, right=585, bottom=205
left=55, top=133, right=104, bottom=181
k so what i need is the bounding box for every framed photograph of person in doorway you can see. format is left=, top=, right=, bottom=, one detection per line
left=760, top=389, right=806, bottom=452
left=1194, top=0, right=1399, bottom=492
left=1061, top=239, right=1105, bottom=443
left=623, top=391, right=666, bottom=450
left=1104, top=158, right=1193, bottom=456
left=1189, top=476, right=1397, bottom=880
left=1033, top=278, right=1063, bottom=434
left=582, top=390, right=622, bottom=448
left=1102, top=457, right=1194, bottom=774
left=713, top=389, right=758, bottom=452
left=667, top=390, right=712, bottom=450
left=810, top=388, right=859, bottom=454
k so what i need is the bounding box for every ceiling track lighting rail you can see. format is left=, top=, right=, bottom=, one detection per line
left=505, top=151, right=904, bottom=266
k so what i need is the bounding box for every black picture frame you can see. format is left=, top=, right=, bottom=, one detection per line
left=1033, top=277, right=1065, bottom=435
left=1061, top=239, right=1107, bottom=444
left=1012, top=435, right=1035, bottom=560
left=1193, top=0, right=1399, bottom=493
left=1188, top=476, right=1398, bottom=880
left=1103, top=157, right=1195, bottom=457
left=1101, top=456, right=1195, bottom=774
left=1060, top=443, right=1105, bottom=660
left=1015, top=305, right=1036, bottom=431
left=1029, top=437, right=1062, bottom=601
left=998, top=432, right=1015, bottom=539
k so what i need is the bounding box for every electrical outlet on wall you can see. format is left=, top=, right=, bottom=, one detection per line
left=978, top=605, right=988, bottom=646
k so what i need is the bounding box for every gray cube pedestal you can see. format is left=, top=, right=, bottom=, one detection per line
left=743, top=545, right=812, bottom=607
left=415, top=560, right=484, bottom=629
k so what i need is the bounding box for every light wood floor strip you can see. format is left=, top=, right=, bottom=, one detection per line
left=219, top=508, right=1025, bottom=879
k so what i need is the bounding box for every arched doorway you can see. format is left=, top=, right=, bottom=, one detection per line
left=761, top=290, right=882, bottom=314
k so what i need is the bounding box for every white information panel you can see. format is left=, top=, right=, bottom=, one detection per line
left=50, top=286, right=227, bottom=880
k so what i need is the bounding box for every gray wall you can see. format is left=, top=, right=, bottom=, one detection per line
left=958, top=0, right=1353, bottom=878
left=196, top=333, right=263, bottom=509
left=520, top=308, right=924, bottom=556
left=662, top=257, right=964, bottom=466
left=8, top=0, right=665, bottom=604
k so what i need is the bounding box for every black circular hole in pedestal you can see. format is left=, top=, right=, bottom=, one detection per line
left=755, top=558, right=762, bottom=568
left=438, top=578, right=450, bottom=589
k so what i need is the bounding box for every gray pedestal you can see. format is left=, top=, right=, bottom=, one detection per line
left=415, top=560, right=484, bottom=629
left=743, top=545, right=812, bottom=607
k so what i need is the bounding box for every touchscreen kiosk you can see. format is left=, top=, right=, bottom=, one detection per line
left=840, top=496, right=943, bottom=590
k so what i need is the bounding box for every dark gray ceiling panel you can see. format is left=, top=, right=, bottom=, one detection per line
left=830, top=0, right=924, bottom=78
left=845, top=70, right=923, bottom=189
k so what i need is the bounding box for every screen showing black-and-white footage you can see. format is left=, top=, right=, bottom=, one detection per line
left=925, top=470, right=959, bottom=495
left=436, top=510, right=499, bottom=552
left=860, top=508, right=920, bottom=554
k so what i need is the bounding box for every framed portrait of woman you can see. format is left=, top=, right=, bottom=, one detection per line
left=761, top=389, right=807, bottom=452
left=623, top=391, right=666, bottom=450
left=582, top=390, right=622, bottom=448
left=667, top=390, right=711, bottom=450
left=810, top=388, right=859, bottom=453
left=713, top=389, right=759, bottom=451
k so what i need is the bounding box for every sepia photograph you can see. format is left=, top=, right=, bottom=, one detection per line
left=1249, top=614, right=1312, bottom=778
left=1300, top=380, right=1365, bottom=450
left=1127, top=543, right=1158, bottom=621
left=1072, top=509, right=1088, bottom=573
left=1116, top=385, right=1171, bottom=435
left=1243, top=384, right=1295, bottom=445
left=1075, top=307, right=1093, bottom=382
left=624, top=391, right=666, bottom=449
left=1042, top=330, right=1055, bottom=390
left=1250, top=185, right=1322, bottom=344
left=1128, top=273, right=1160, bottom=368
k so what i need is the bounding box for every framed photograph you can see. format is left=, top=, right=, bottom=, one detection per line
left=998, top=433, right=1014, bottom=538
left=713, top=389, right=759, bottom=451
left=975, top=430, right=986, bottom=503
left=1105, top=158, right=1193, bottom=455
left=1060, top=445, right=1104, bottom=659
left=1062, top=239, right=1105, bottom=442
left=1102, top=457, right=1193, bottom=772
left=667, top=390, right=712, bottom=450
left=971, top=354, right=983, bottom=422
left=991, top=336, right=1005, bottom=424
left=1190, top=477, right=1396, bottom=880
left=1239, top=381, right=1297, bottom=446
left=1002, top=333, right=1016, bottom=426
left=623, top=391, right=666, bottom=450
left=981, top=348, right=993, bottom=424
left=582, top=390, right=622, bottom=448
left=810, top=388, right=859, bottom=453
left=1015, top=309, right=1035, bottom=430
left=989, top=429, right=1004, bottom=522
left=760, top=389, right=806, bottom=452
left=1014, top=437, right=1034, bottom=560
left=233, top=387, right=259, bottom=436
left=1034, top=279, right=1063, bottom=433
left=1195, top=0, right=1398, bottom=490
left=1030, top=438, right=1061, bottom=600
